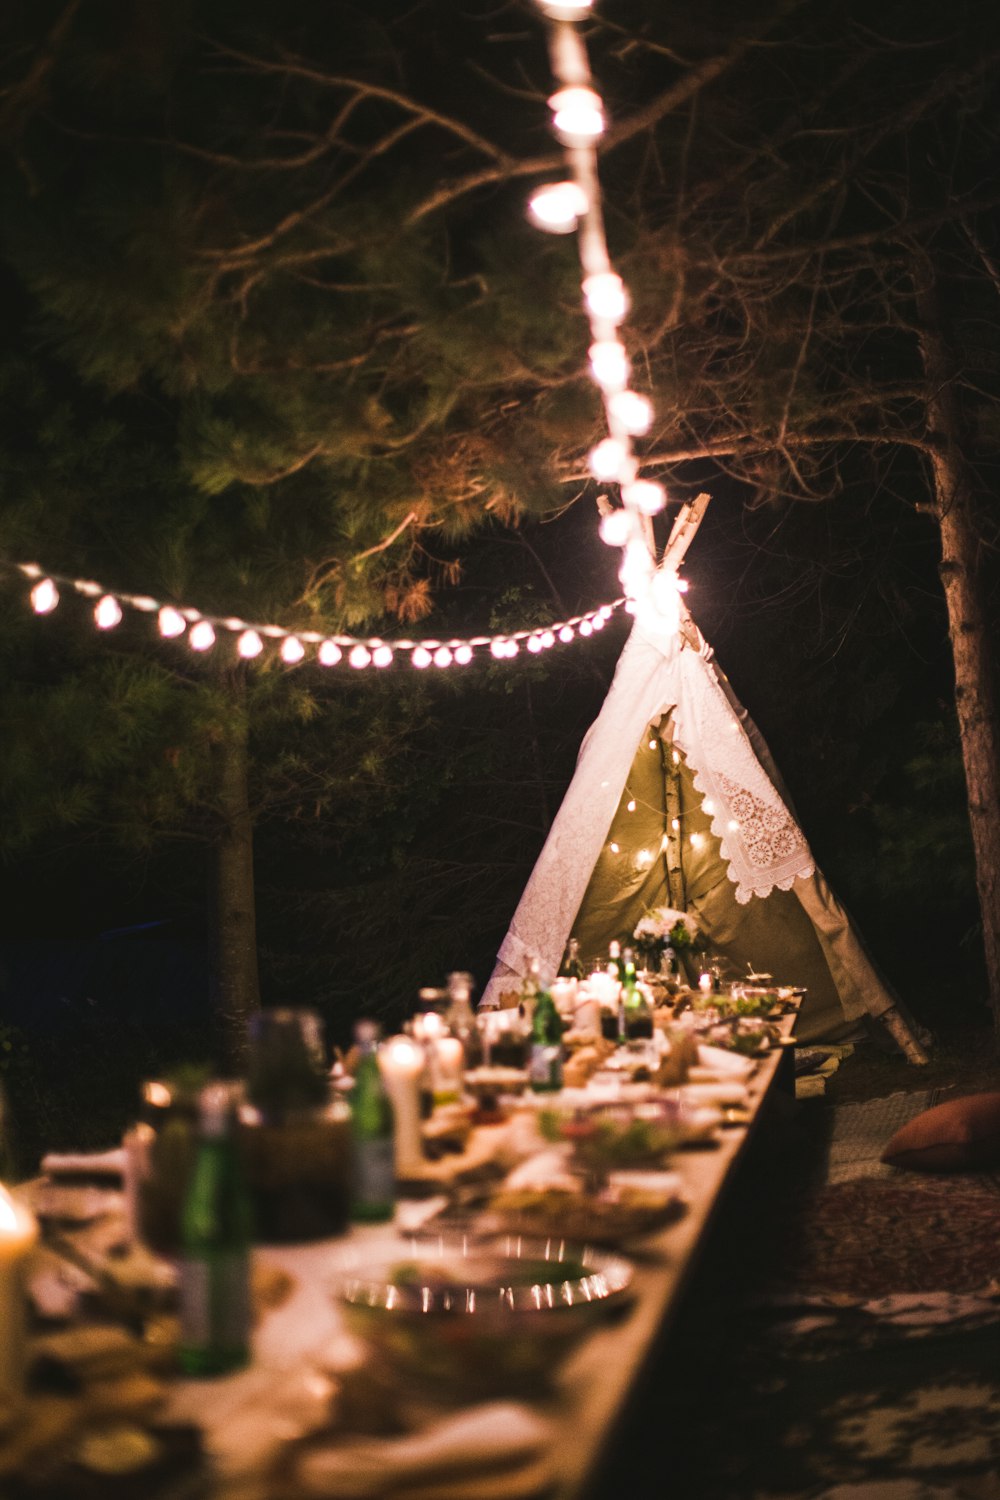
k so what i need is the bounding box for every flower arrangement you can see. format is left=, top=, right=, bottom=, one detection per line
left=632, top=907, right=700, bottom=969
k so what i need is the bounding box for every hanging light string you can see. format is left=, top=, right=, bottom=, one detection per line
left=8, top=0, right=675, bottom=669
left=528, top=0, right=669, bottom=609
left=9, top=560, right=624, bottom=670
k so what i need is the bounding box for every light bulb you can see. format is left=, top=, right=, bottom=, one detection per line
left=505, top=639, right=520, bottom=657
left=599, top=509, right=632, bottom=547
left=728, top=820, right=740, bottom=832
left=549, top=86, right=604, bottom=142
left=237, top=629, right=263, bottom=658
left=703, top=799, right=715, bottom=815
left=318, top=640, right=342, bottom=666
left=158, top=606, right=186, bottom=638
left=609, top=390, right=653, bottom=435
left=583, top=272, right=628, bottom=322
left=189, top=620, right=216, bottom=652
left=591, top=614, right=605, bottom=630
left=30, top=578, right=59, bottom=614
left=558, top=625, right=574, bottom=643
left=490, top=639, right=507, bottom=659
left=527, top=635, right=543, bottom=654
left=528, top=180, right=589, bottom=233
left=94, top=595, right=122, bottom=630
left=372, top=644, right=393, bottom=668
left=454, top=644, right=473, bottom=665
left=280, top=636, right=305, bottom=664
left=433, top=646, right=453, bottom=668
left=412, top=646, right=432, bottom=669
left=671, top=817, right=680, bottom=831
left=627, top=798, right=636, bottom=812
left=349, top=644, right=372, bottom=669
left=623, top=479, right=666, bottom=516
left=589, top=340, right=629, bottom=389
left=540, top=630, right=556, bottom=649
left=690, top=832, right=704, bottom=849
left=579, top=618, right=593, bottom=635
left=610, top=841, right=620, bottom=854
left=589, top=436, right=628, bottom=481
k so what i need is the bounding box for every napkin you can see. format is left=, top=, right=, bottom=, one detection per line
left=503, top=1148, right=577, bottom=1193
left=694, top=1044, right=755, bottom=1078
left=294, top=1401, right=553, bottom=1498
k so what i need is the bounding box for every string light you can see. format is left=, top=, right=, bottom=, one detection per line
left=237, top=629, right=263, bottom=659
left=158, top=606, right=186, bottom=639
left=189, top=620, right=216, bottom=652
left=94, top=595, right=122, bottom=630
left=6, top=560, right=625, bottom=673
left=30, top=578, right=59, bottom=614
left=548, top=86, right=605, bottom=143
left=528, top=0, right=692, bottom=616
left=583, top=272, right=628, bottom=323
left=528, top=180, right=589, bottom=232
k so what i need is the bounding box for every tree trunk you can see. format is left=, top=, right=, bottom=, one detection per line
left=914, top=256, right=1000, bottom=1038
left=209, top=669, right=261, bottom=1069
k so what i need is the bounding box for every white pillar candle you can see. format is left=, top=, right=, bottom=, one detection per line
left=550, top=978, right=578, bottom=1017
left=0, top=1187, right=38, bottom=1399
left=378, top=1036, right=425, bottom=1176
left=587, top=970, right=619, bottom=1007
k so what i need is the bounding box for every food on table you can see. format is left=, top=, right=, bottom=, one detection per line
left=489, top=1182, right=684, bottom=1243
left=331, top=1234, right=632, bottom=1396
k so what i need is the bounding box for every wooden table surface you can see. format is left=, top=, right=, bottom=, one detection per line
left=160, top=1012, right=798, bottom=1499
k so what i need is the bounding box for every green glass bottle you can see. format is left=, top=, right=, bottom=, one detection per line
left=528, top=983, right=565, bottom=1093
left=349, top=1021, right=395, bottom=1223
left=179, top=1084, right=253, bottom=1377
left=622, top=952, right=654, bottom=1040
left=558, top=938, right=585, bottom=981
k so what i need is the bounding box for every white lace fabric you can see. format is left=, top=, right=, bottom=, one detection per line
left=481, top=599, right=817, bottom=1005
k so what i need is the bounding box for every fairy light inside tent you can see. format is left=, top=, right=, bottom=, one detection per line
left=9, top=561, right=625, bottom=671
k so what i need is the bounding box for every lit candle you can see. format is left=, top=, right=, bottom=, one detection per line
left=587, top=970, right=619, bottom=1007
left=698, top=972, right=713, bottom=994
left=0, top=1187, right=39, bottom=1398
left=412, top=1012, right=446, bottom=1043
left=550, top=978, right=578, bottom=1017
left=434, top=1037, right=465, bottom=1103
left=378, top=1036, right=425, bottom=1177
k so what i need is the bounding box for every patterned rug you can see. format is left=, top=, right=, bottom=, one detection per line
left=609, top=1093, right=1000, bottom=1500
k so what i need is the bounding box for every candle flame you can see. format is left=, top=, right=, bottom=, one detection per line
left=0, top=1186, right=19, bottom=1233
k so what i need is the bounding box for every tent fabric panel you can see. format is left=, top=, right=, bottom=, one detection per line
left=571, top=734, right=671, bottom=968
left=481, top=630, right=680, bottom=1007
left=792, top=870, right=895, bottom=1021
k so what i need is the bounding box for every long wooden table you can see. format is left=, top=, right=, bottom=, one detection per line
left=161, top=1015, right=798, bottom=1499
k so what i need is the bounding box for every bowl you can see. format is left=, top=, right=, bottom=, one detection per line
left=330, top=1232, right=632, bottom=1396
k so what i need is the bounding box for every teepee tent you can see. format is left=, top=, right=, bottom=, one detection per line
left=481, top=499, right=926, bottom=1058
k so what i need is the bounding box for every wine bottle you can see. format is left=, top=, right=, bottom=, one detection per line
left=349, top=1021, right=395, bottom=1223
left=179, top=1084, right=253, bottom=1377
left=558, top=938, right=585, bottom=981
left=528, top=981, right=565, bottom=1093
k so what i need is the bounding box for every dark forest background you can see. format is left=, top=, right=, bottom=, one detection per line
left=0, top=0, right=996, bottom=1164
